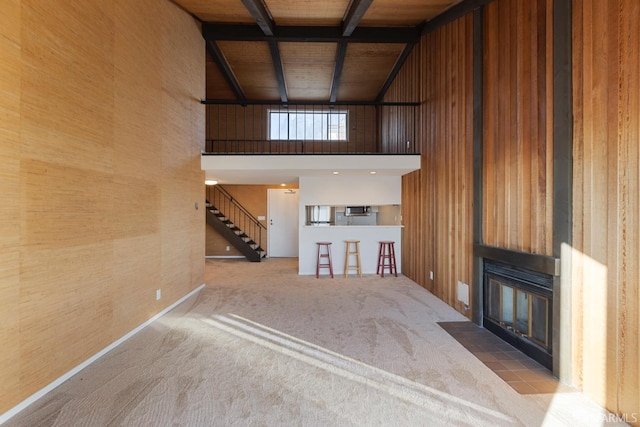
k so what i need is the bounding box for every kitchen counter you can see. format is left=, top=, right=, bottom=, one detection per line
left=299, top=224, right=403, bottom=275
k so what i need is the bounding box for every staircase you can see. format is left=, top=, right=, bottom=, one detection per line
left=206, top=185, right=266, bottom=262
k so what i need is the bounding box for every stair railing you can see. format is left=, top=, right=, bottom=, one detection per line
left=207, top=185, right=266, bottom=255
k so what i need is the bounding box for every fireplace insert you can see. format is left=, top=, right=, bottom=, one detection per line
left=483, top=260, right=553, bottom=369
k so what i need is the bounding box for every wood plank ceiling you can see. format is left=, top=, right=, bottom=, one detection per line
left=174, top=0, right=462, bottom=103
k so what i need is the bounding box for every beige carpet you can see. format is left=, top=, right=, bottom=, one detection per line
left=4, top=258, right=622, bottom=426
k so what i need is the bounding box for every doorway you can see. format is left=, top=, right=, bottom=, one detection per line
left=267, top=188, right=299, bottom=257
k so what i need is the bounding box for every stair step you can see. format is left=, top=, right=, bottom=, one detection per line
left=207, top=203, right=264, bottom=262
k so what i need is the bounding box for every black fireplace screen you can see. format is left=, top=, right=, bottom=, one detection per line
left=483, top=260, right=553, bottom=368
left=486, top=277, right=549, bottom=348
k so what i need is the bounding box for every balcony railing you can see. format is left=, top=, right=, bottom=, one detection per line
left=203, top=101, right=420, bottom=155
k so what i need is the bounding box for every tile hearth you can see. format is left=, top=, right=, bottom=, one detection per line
left=439, top=321, right=574, bottom=395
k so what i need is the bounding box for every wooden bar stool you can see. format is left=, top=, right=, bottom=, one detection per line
left=316, top=242, right=334, bottom=278
left=376, top=241, right=397, bottom=277
left=343, top=240, right=362, bottom=278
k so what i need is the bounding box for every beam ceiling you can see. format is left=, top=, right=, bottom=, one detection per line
left=200, top=0, right=480, bottom=103
left=202, top=24, right=421, bottom=44
left=268, top=40, right=288, bottom=103
left=240, top=0, right=275, bottom=36
left=342, top=0, right=374, bottom=36
left=205, top=40, right=246, bottom=103
left=237, top=0, right=288, bottom=102
left=329, top=42, right=347, bottom=103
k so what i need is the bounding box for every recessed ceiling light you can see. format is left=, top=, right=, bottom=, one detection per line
left=370, top=171, right=377, bottom=175
left=205, top=180, right=218, bottom=185
left=333, top=171, right=339, bottom=175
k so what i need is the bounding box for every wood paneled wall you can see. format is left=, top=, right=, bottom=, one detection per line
left=0, top=0, right=205, bottom=414
left=389, top=15, right=474, bottom=317
left=392, top=0, right=640, bottom=420
left=0, top=0, right=22, bottom=406
left=206, top=104, right=379, bottom=153
left=572, top=0, right=640, bottom=418
left=483, top=0, right=554, bottom=255
left=379, top=49, right=420, bottom=153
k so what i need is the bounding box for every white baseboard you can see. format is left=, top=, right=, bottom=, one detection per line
left=0, top=283, right=206, bottom=425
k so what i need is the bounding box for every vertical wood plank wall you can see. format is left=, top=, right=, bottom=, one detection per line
left=572, top=0, right=640, bottom=418
left=387, top=15, right=474, bottom=317
left=379, top=50, right=420, bottom=153
left=390, top=0, right=639, bottom=420
left=206, top=104, right=379, bottom=153
left=483, top=0, right=554, bottom=255
left=0, top=0, right=205, bottom=414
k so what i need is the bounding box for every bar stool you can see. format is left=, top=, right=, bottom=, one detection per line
left=377, top=241, right=397, bottom=277
left=316, top=242, right=334, bottom=278
left=343, top=240, right=362, bottom=278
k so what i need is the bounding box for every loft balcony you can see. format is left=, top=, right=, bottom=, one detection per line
left=203, top=101, right=421, bottom=156
left=202, top=101, right=421, bottom=184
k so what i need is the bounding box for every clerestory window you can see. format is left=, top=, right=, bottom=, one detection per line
left=268, top=110, right=347, bottom=141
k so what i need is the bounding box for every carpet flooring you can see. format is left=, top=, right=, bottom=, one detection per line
left=3, top=258, right=623, bottom=426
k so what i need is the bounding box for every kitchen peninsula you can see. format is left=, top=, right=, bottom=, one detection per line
left=298, top=175, right=407, bottom=276
left=303, top=227, right=403, bottom=276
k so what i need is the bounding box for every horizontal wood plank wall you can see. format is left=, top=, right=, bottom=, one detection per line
left=572, top=0, right=640, bottom=419
left=386, top=15, right=474, bottom=317
left=0, top=0, right=205, bottom=414
left=482, top=0, right=554, bottom=256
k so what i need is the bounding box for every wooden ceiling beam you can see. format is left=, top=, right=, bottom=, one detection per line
left=240, top=0, right=275, bottom=36
left=342, top=0, right=374, bottom=36
left=268, top=40, right=288, bottom=103
left=240, top=0, right=288, bottom=103
left=202, top=24, right=421, bottom=44
left=201, top=99, right=420, bottom=106
left=375, top=42, right=417, bottom=103
left=328, top=0, right=373, bottom=102
left=206, top=40, right=247, bottom=104
left=329, top=42, right=347, bottom=103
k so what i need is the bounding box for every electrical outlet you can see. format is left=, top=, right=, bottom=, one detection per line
left=156, top=289, right=161, bottom=300
left=430, top=271, right=434, bottom=280
left=226, top=246, right=230, bottom=251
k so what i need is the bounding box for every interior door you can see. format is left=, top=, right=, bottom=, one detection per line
left=268, top=188, right=299, bottom=257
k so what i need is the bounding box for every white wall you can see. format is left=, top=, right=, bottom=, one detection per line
left=298, top=176, right=402, bottom=205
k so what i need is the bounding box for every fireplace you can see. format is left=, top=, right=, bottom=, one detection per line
left=483, top=260, right=553, bottom=369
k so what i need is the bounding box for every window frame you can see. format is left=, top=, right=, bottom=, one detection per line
left=267, top=109, right=348, bottom=142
